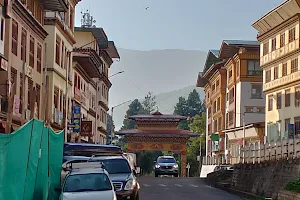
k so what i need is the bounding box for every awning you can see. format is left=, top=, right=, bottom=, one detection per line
left=226, top=127, right=258, bottom=140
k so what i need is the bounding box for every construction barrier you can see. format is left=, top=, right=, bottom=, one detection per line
left=0, top=119, right=64, bottom=200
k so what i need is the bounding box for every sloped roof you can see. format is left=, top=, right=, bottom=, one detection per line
left=252, top=0, right=299, bottom=35
left=219, top=40, right=259, bottom=59
left=118, top=129, right=199, bottom=137
left=203, top=50, right=222, bottom=73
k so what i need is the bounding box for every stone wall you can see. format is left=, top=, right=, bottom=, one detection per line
left=232, top=159, right=300, bottom=198
left=278, top=190, right=300, bottom=200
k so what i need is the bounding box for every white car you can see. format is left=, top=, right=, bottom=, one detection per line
left=58, top=167, right=117, bottom=200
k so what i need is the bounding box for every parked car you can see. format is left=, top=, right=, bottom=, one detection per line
left=62, top=143, right=140, bottom=200
left=154, top=156, right=179, bottom=177
left=57, top=163, right=117, bottom=200
left=91, top=156, right=140, bottom=200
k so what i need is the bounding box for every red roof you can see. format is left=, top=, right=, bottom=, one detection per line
left=118, top=129, right=199, bottom=137
left=129, top=112, right=186, bottom=120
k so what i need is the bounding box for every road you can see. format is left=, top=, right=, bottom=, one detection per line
left=138, top=176, right=241, bottom=200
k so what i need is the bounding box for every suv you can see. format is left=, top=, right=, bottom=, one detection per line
left=93, top=156, right=140, bottom=200
left=154, top=156, right=178, bottom=177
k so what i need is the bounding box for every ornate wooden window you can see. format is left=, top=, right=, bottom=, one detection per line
left=29, top=36, right=35, bottom=68
left=37, top=43, right=42, bottom=73
left=21, top=28, right=27, bottom=62
left=289, top=27, right=296, bottom=43
left=282, top=63, right=287, bottom=76
left=268, top=95, right=273, bottom=111
left=61, top=41, right=64, bottom=68
left=54, top=86, right=59, bottom=109
left=291, top=58, right=298, bottom=73
left=28, top=79, right=33, bottom=109
left=276, top=93, right=282, bottom=109
left=55, top=36, right=61, bottom=64
left=280, top=33, right=285, bottom=48
left=285, top=89, right=290, bottom=107
left=12, top=19, right=18, bottom=56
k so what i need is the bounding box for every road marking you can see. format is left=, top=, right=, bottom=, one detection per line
left=189, top=184, right=199, bottom=188
left=205, top=185, right=215, bottom=189
left=143, top=184, right=151, bottom=187
left=158, top=184, right=167, bottom=187
left=174, top=184, right=183, bottom=187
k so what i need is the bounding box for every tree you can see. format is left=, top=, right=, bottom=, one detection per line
left=187, top=89, right=205, bottom=117
left=142, top=91, right=156, bottom=114
left=187, top=114, right=206, bottom=176
left=174, top=97, right=189, bottom=130
left=121, top=99, right=146, bottom=130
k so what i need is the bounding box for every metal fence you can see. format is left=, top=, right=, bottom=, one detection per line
left=202, top=136, right=300, bottom=165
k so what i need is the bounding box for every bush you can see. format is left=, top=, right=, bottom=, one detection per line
left=285, top=179, right=300, bottom=193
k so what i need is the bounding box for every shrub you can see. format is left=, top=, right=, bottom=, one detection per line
left=285, top=179, right=300, bottom=193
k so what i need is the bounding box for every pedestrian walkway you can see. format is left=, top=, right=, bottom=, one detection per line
left=141, top=183, right=216, bottom=189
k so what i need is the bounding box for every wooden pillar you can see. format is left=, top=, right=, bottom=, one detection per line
left=181, top=150, right=187, bottom=177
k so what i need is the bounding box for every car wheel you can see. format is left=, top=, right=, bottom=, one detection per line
left=174, top=174, right=178, bottom=177
left=155, top=173, right=158, bottom=177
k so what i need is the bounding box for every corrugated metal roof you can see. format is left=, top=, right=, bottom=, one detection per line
left=223, top=40, right=259, bottom=46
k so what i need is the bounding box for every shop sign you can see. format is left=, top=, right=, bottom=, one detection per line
left=73, top=105, right=81, bottom=133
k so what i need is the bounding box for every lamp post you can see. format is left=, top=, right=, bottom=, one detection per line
left=109, top=71, right=124, bottom=78
left=109, top=100, right=132, bottom=144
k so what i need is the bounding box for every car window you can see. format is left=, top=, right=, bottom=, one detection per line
left=64, top=173, right=112, bottom=192
left=157, top=158, right=176, bottom=163
left=98, top=159, right=131, bottom=174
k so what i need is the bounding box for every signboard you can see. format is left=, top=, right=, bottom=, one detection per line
left=73, top=106, right=81, bottom=133
left=0, top=57, right=8, bottom=71
left=81, top=121, right=93, bottom=136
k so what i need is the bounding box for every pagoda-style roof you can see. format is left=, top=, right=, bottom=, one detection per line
left=129, top=112, right=186, bottom=121
left=219, top=40, right=259, bottom=59
left=118, top=129, right=199, bottom=137
left=252, top=0, right=299, bottom=36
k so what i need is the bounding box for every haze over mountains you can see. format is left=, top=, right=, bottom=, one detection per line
left=108, top=48, right=207, bottom=130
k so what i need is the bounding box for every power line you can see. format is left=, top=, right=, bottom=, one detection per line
left=126, top=77, right=172, bottom=113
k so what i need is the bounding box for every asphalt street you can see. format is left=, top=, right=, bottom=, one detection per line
left=138, top=176, right=242, bottom=200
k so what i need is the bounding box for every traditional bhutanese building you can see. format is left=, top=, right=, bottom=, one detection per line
left=197, top=40, right=265, bottom=163
left=72, top=21, right=119, bottom=144
left=0, top=0, right=68, bottom=132
left=252, top=0, right=300, bottom=142
left=43, top=0, right=81, bottom=132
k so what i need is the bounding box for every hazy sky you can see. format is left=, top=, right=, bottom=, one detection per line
left=75, top=0, right=284, bottom=51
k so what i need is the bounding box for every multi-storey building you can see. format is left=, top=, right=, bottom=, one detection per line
left=253, top=0, right=300, bottom=142
left=197, top=40, right=265, bottom=162
left=0, top=0, right=67, bottom=132
left=220, top=41, right=265, bottom=164
left=43, top=0, right=81, bottom=131
left=197, top=49, right=226, bottom=158
left=72, top=16, right=119, bottom=143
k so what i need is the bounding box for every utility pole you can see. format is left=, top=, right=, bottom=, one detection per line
left=21, top=36, right=26, bottom=125
left=110, top=100, right=132, bottom=144
left=64, top=52, right=70, bottom=142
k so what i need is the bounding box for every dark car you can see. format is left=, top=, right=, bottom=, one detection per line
left=92, top=156, right=140, bottom=200
left=154, top=156, right=178, bottom=177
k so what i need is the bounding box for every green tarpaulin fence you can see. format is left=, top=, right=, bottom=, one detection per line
left=0, top=119, right=64, bottom=200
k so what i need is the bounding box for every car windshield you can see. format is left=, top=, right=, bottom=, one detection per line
left=98, top=159, right=131, bottom=174
left=64, top=173, right=112, bottom=192
left=157, top=158, right=176, bottom=163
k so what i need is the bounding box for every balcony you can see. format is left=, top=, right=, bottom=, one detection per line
left=261, top=38, right=299, bottom=67
left=44, top=11, right=74, bottom=39
left=40, top=0, right=68, bottom=12
left=264, top=70, right=300, bottom=91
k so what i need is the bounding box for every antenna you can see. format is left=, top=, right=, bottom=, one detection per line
left=80, top=8, right=96, bottom=28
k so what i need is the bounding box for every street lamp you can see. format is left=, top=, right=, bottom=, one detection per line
left=109, top=100, right=132, bottom=144
left=109, top=71, right=124, bottom=78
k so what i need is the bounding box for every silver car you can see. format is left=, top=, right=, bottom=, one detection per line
left=58, top=167, right=117, bottom=200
